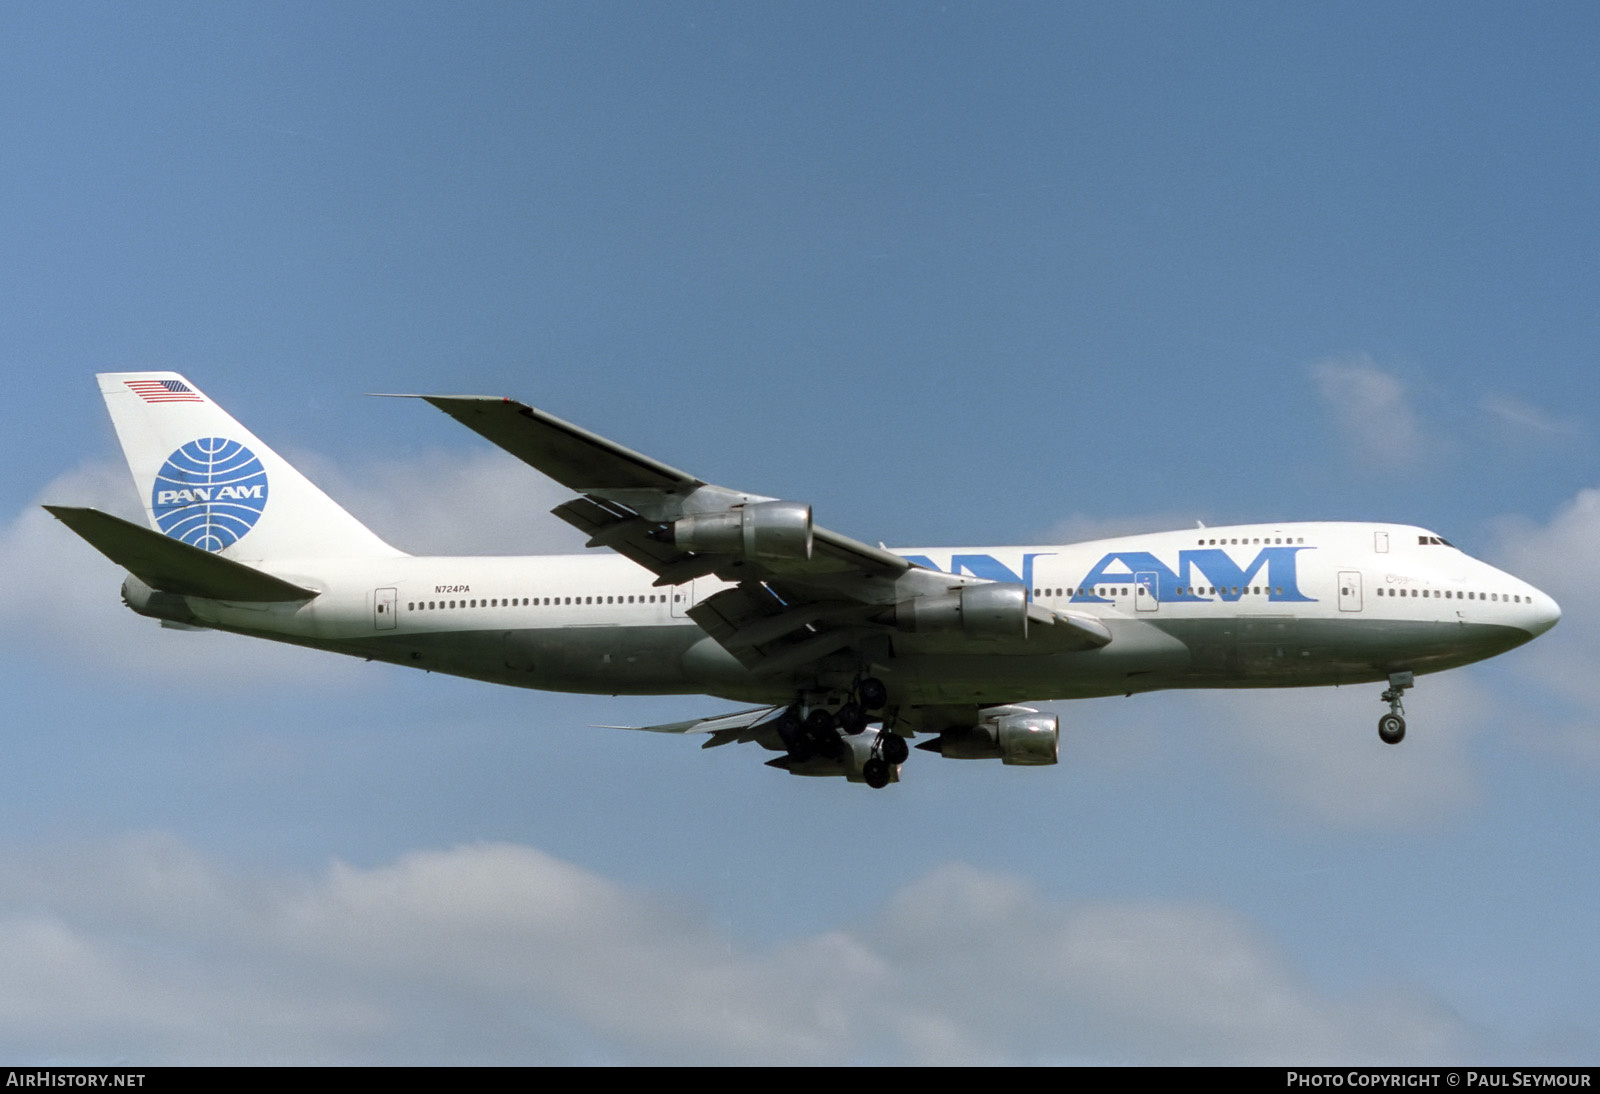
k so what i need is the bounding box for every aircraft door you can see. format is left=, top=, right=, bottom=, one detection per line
left=1338, top=571, right=1363, bottom=612
left=670, top=579, right=698, bottom=619
left=1135, top=571, right=1160, bottom=612
left=375, top=587, right=398, bottom=630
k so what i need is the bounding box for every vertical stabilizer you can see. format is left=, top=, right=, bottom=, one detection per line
left=98, top=372, right=404, bottom=561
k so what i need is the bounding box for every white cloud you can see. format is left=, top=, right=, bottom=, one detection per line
left=293, top=447, right=588, bottom=557
left=1488, top=487, right=1600, bottom=765
left=0, top=835, right=1481, bottom=1065
left=1309, top=354, right=1430, bottom=466
left=1479, top=394, right=1582, bottom=440
left=879, top=863, right=1467, bottom=1063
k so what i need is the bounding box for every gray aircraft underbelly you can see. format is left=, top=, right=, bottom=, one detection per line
left=331, top=610, right=1534, bottom=704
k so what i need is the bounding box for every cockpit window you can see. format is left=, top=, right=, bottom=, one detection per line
left=1417, top=535, right=1454, bottom=547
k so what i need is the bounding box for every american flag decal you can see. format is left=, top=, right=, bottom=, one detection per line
left=125, top=379, right=203, bottom=403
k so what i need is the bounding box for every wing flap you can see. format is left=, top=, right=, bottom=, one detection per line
left=1032, top=606, right=1114, bottom=650
left=46, top=506, right=318, bottom=602
left=550, top=495, right=701, bottom=581
left=599, top=705, right=780, bottom=737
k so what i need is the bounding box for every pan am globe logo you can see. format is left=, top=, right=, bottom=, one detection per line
left=152, top=437, right=270, bottom=552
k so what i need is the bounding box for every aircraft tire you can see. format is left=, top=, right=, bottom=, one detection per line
left=1378, top=713, right=1406, bottom=745
left=837, top=702, right=866, bottom=735
left=775, top=710, right=811, bottom=759
left=859, top=677, right=888, bottom=710
left=863, top=758, right=891, bottom=789
left=816, top=729, right=847, bottom=760
left=880, top=732, right=909, bottom=765
left=805, top=708, right=836, bottom=734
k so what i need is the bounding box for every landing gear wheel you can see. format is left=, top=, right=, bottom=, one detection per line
left=805, top=708, right=836, bottom=734
left=858, top=677, right=888, bottom=711
left=774, top=710, right=812, bottom=761
left=879, top=732, right=909, bottom=765
left=1378, top=671, right=1413, bottom=746
left=804, top=707, right=845, bottom=759
left=862, top=758, right=891, bottom=789
left=837, top=702, right=866, bottom=735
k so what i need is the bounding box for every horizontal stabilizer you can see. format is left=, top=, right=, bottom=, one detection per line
left=45, top=506, right=318, bottom=602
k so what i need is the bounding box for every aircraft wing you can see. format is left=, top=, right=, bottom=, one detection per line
left=414, top=394, right=1110, bottom=673
left=417, top=394, right=703, bottom=496
left=416, top=394, right=915, bottom=583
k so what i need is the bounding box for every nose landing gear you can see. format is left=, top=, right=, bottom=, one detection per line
left=1378, top=671, right=1413, bottom=745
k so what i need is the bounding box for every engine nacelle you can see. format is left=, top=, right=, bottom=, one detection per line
left=672, top=500, right=813, bottom=560
left=925, top=711, right=1059, bottom=766
left=887, top=582, right=1029, bottom=639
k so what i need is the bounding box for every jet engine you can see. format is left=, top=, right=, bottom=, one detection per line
left=918, top=710, right=1059, bottom=766
left=671, top=500, right=813, bottom=560
left=883, top=582, right=1030, bottom=639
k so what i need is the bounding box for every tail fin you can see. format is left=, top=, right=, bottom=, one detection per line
left=98, top=372, right=403, bottom=561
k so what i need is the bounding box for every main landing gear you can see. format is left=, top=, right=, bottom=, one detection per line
left=862, top=729, right=909, bottom=789
left=1378, top=670, right=1414, bottom=745
left=777, top=676, right=902, bottom=787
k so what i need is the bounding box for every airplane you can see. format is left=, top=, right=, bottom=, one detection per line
left=48, top=372, right=1561, bottom=789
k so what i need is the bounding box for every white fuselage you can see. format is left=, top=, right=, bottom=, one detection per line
left=146, top=520, right=1559, bottom=709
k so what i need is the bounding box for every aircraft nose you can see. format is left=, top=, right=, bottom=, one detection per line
left=1525, top=588, right=1561, bottom=638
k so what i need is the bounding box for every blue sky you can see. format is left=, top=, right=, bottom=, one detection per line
left=4, top=1, right=1600, bottom=1064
